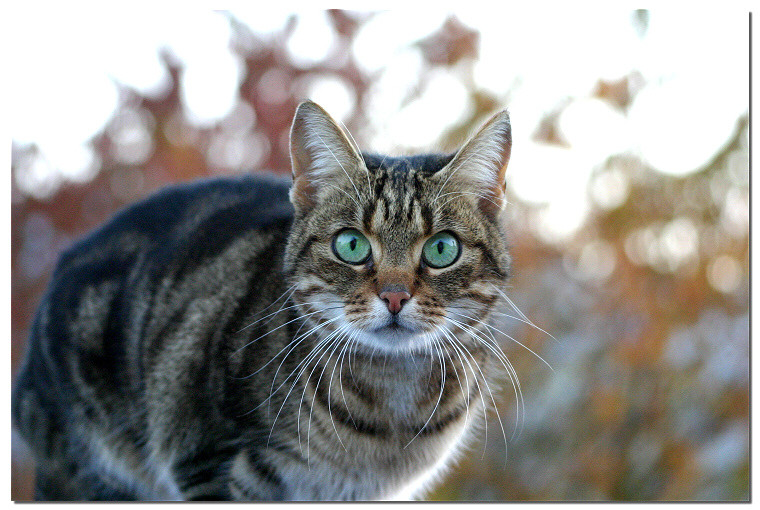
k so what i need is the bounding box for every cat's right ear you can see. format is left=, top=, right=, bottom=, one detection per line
left=289, top=100, right=364, bottom=212
left=435, top=109, right=511, bottom=217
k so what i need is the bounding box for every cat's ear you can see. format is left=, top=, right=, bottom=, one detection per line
left=289, top=100, right=364, bottom=211
left=437, top=109, right=511, bottom=216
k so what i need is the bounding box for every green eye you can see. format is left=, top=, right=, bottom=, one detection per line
left=422, top=232, right=461, bottom=268
left=333, top=229, right=371, bottom=264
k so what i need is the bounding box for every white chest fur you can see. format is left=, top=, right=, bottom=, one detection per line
left=273, top=405, right=478, bottom=501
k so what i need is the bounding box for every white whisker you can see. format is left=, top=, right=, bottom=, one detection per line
left=490, top=285, right=558, bottom=342
left=442, top=325, right=509, bottom=465
left=405, top=334, right=446, bottom=449
left=233, top=305, right=343, bottom=356
left=437, top=325, right=489, bottom=458
left=449, top=309, right=554, bottom=373
left=446, top=314, right=524, bottom=445
left=338, top=332, right=359, bottom=430
left=268, top=320, right=343, bottom=449
left=307, top=326, right=350, bottom=459
left=299, top=326, right=349, bottom=461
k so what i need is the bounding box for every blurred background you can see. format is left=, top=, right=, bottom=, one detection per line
left=10, top=7, right=749, bottom=501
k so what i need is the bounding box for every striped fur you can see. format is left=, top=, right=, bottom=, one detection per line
left=12, top=101, right=513, bottom=500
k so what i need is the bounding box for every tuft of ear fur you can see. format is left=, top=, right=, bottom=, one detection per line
left=289, top=100, right=364, bottom=212
left=435, top=109, right=511, bottom=216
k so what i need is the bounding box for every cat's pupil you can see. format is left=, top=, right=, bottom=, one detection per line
left=437, top=241, right=444, bottom=254
left=350, top=238, right=357, bottom=251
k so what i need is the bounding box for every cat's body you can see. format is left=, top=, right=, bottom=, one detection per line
left=12, top=102, right=514, bottom=501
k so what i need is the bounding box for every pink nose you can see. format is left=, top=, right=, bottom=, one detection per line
left=379, top=290, right=411, bottom=314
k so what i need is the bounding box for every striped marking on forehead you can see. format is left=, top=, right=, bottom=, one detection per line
left=361, top=153, right=453, bottom=237
left=367, top=160, right=414, bottom=232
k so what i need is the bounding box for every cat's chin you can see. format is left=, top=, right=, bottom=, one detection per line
left=351, top=324, right=432, bottom=355
left=373, top=323, right=416, bottom=338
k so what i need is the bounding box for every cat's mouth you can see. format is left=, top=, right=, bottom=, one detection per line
left=378, top=322, right=411, bottom=333
left=372, top=316, right=417, bottom=336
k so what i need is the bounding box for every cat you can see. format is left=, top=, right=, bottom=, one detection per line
left=12, top=100, right=515, bottom=501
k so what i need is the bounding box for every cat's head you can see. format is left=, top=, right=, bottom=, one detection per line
left=284, top=100, right=511, bottom=355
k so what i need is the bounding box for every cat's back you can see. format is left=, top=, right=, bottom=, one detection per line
left=58, top=172, right=293, bottom=270
left=31, top=173, right=291, bottom=306
left=12, top=172, right=295, bottom=499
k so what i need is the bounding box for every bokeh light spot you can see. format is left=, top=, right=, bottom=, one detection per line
left=707, top=255, right=743, bottom=294
left=287, top=12, right=336, bottom=67
left=301, top=75, right=355, bottom=123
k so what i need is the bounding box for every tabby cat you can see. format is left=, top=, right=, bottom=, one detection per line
left=12, top=100, right=515, bottom=500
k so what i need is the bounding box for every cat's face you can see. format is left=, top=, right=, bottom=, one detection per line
left=284, top=101, right=511, bottom=355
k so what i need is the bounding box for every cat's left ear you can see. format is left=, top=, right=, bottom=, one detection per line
left=437, top=109, right=511, bottom=216
left=289, top=100, right=365, bottom=212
